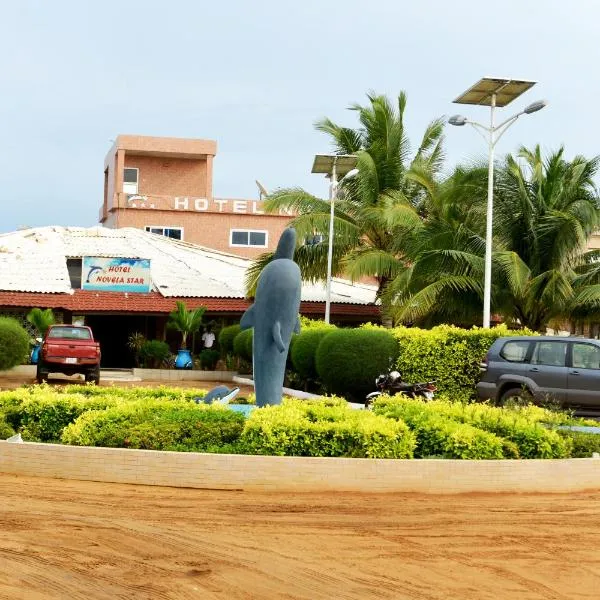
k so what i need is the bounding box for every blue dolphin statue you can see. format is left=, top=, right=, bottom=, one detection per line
left=240, top=228, right=301, bottom=407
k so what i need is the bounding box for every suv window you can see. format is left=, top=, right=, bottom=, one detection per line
left=531, top=341, right=567, bottom=367
left=572, top=343, right=600, bottom=370
left=500, top=341, right=531, bottom=362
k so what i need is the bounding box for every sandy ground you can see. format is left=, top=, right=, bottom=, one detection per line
left=0, top=474, right=598, bottom=600
left=2, top=374, right=600, bottom=598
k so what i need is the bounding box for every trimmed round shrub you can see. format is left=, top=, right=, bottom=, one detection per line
left=139, top=340, right=171, bottom=368
left=219, top=324, right=241, bottom=355
left=0, top=317, right=30, bottom=371
left=233, top=329, right=253, bottom=362
left=290, top=327, right=335, bottom=383
left=315, top=328, right=398, bottom=401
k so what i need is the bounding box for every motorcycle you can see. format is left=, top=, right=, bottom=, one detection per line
left=365, top=369, right=437, bottom=407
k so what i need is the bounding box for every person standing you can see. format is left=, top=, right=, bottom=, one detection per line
left=201, top=326, right=216, bottom=349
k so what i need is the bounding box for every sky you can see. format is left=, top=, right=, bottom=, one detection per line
left=0, top=0, right=598, bottom=233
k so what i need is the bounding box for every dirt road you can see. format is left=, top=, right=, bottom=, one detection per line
left=1, top=474, right=599, bottom=599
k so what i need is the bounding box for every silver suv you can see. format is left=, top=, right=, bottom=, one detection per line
left=477, top=336, right=600, bottom=412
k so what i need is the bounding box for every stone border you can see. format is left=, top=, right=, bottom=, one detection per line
left=1, top=441, right=599, bottom=493
left=0, top=366, right=237, bottom=383
left=132, top=368, right=235, bottom=382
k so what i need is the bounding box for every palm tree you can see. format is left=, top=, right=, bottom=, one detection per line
left=493, top=146, right=600, bottom=330
left=245, top=92, right=445, bottom=322
left=26, top=308, right=55, bottom=338
left=387, top=146, right=600, bottom=331
left=382, top=164, right=489, bottom=326
left=167, top=301, right=206, bottom=349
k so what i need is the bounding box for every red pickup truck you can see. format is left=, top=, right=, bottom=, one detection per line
left=37, top=325, right=101, bottom=384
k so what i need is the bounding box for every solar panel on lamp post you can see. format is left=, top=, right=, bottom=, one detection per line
left=449, top=77, right=547, bottom=329
left=311, top=154, right=359, bottom=324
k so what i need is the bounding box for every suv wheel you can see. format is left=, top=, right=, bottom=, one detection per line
left=499, top=386, right=532, bottom=406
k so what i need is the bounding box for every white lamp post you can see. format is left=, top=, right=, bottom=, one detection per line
left=449, top=77, right=546, bottom=328
left=311, top=154, right=359, bottom=323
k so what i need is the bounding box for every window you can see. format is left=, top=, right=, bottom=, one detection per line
left=531, top=341, right=568, bottom=367
left=572, top=343, right=600, bottom=370
left=123, top=167, right=139, bottom=194
left=230, top=229, right=268, bottom=248
left=48, top=327, right=91, bottom=340
left=145, top=226, right=183, bottom=241
left=500, top=341, right=531, bottom=363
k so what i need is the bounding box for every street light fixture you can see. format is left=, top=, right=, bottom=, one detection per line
left=311, top=154, right=359, bottom=324
left=449, top=76, right=547, bottom=329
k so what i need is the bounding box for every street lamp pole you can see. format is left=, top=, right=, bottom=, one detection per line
left=311, top=154, right=359, bottom=324
left=325, top=160, right=338, bottom=324
left=483, top=93, right=496, bottom=329
left=449, top=77, right=546, bottom=328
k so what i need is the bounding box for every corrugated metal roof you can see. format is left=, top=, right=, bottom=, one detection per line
left=0, top=226, right=378, bottom=305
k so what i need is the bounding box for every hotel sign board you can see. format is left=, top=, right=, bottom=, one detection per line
left=81, top=257, right=151, bottom=293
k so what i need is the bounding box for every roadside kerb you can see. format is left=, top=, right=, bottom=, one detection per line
left=1, top=440, right=599, bottom=493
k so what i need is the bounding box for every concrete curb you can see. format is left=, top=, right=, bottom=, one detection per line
left=2, top=440, right=600, bottom=493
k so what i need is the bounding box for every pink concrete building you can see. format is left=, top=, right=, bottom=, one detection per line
left=100, top=135, right=293, bottom=257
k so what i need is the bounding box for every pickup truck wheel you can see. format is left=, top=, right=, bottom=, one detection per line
left=499, top=386, right=532, bottom=406
left=36, top=360, right=48, bottom=384
left=85, top=368, right=100, bottom=385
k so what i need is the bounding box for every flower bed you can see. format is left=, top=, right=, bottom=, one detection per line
left=1, top=385, right=598, bottom=459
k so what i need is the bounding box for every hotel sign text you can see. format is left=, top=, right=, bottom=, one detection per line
left=172, top=197, right=293, bottom=216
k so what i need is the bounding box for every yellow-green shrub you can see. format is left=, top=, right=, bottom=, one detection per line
left=375, top=396, right=509, bottom=459
left=375, top=395, right=570, bottom=459
left=0, top=388, right=119, bottom=442
left=240, top=398, right=416, bottom=458
left=0, top=385, right=210, bottom=442
left=0, top=417, right=15, bottom=439
left=61, top=400, right=244, bottom=451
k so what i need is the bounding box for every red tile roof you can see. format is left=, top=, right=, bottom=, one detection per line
left=0, top=290, right=380, bottom=318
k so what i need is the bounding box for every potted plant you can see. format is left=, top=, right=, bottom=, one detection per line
left=167, top=301, right=206, bottom=369
left=127, top=332, right=146, bottom=367
left=26, top=308, right=55, bottom=364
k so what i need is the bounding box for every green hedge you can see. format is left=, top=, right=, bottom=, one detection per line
left=240, top=398, right=416, bottom=458
left=61, top=400, right=245, bottom=451
left=315, top=328, right=398, bottom=401
left=0, top=316, right=30, bottom=371
left=380, top=324, right=537, bottom=400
